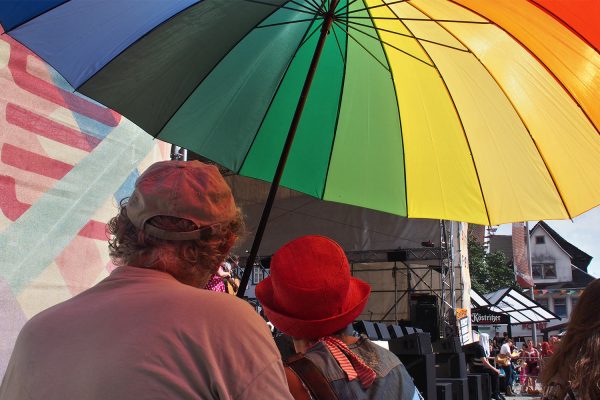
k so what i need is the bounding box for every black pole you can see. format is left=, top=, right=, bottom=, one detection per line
left=237, top=4, right=339, bottom=298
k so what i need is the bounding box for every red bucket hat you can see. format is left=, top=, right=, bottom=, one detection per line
left=256, top=235, right=371, bottom=339
left=126, top=160, right=237, bottom=240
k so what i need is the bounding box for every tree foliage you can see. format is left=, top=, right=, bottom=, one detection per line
left=468, top=237, right=519, bottom=294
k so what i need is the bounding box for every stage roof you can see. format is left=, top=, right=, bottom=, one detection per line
left=483, top=288, right=560, bottom=324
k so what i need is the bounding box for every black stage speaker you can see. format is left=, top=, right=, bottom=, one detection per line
left=353, top=320, right=378, bottom=340
left=435, top=352, right=467, bottom=379
left=469, top=373, right=490, bottom=400
left=436, top=378, right=469, bottom=400
left=437, top=382, right=453, bottom=400
left=389, top=333, right=433, bottom=355
left=433, top=337, right=462, bottom=354
left=397, top=353, right=437, bottom=400
left=388, top=324, right=405, bottom=338
left=467, top=374, right=484, bottom=400
left=374, top=322, right=391, bottom=340
left=410, top=295, right=439, bottom=339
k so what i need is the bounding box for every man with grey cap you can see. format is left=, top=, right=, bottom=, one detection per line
left=0, top=160, right=293, bottom=400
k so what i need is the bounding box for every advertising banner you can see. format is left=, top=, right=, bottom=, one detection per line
left=471, top=307, right=510, bottom=325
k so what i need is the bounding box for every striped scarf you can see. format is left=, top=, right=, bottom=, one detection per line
left=318, top=336, right=377, bottom=389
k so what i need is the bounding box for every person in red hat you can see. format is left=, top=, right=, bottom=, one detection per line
left=0, top=160, right=293, bottom=400
left=256, top=235, right=423, bottom=400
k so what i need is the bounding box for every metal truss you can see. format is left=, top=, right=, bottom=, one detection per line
left=236, top=222, right=458, bottom=338
left=360, top=221, right=457, bottom=338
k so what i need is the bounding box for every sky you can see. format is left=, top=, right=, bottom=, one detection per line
left=496, top=206, right=600, bottom=278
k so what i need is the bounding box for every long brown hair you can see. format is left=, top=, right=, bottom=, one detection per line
left=541, top=279, right=600, bottom=399
left=107, top=198, right=243, bottom=284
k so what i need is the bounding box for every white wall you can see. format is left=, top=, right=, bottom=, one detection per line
left=530, top=225, right=572, bottom=283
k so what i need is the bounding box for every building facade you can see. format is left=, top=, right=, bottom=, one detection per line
left=489, top=221, right=594, bottom=340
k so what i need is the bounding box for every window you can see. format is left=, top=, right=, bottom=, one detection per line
left=535, top=236, right=545, bottom=244
left=543, top=264, right=557, bottom=278
left=532, top=263, right=557, bottom=279
left=553, top=298, right=567, bottom=318
left=537, top=298, right=549, bottom=309
left=252, top=267, right=262, bottom=284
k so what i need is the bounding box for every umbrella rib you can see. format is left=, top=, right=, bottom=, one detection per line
left=349, top=16, right=489, bottom=23
left=333, top=20, right=390, bottom=71
left=334, top=0, right=361, bottom=17
left=287, top=0, right=322, bottom=13
left=388, top=2, right=492, bottom=224
left=340, top=20, right=434, bottom=67
left=342, top=0, right=410, bottom=16
left=322, top=15, right=348, bottom=199
left=298, top=19, right=325, bottom=49
left=410, top=2, right=573, bottom=220
left=305, top=0, right=326, bottom=13
left=237, top=13, right=322, bottom=171
left=241, top=0, right=318, bottom=16
left=257, top=17, right=318, bottom=29
left=345, top=18, right=470, bottom=53
left=331, top=20, right=347, bottom=64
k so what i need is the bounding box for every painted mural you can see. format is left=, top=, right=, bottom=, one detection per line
left=0, top=32, right=169, bottom=377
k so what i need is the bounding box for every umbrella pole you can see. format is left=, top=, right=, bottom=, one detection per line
left=237, top=4, right=340, bottom=298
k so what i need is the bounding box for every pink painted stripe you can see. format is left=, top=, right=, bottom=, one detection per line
left=1, top=143, right=72, bottom=179
left=0, top=174, right=31, bottom=221
left=6, top=103, right=101, bottom=152
left=6, top=38, right=120, bottom=127
left=77, top=220, right=108, bottom=241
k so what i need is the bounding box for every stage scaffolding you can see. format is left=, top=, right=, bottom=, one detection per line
left=349, top=221, right=467, bottom=339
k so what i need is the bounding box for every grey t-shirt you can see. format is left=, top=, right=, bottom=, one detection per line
left=0, top=266, right=293, bottom=400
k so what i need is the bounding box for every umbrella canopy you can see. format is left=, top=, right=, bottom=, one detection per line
left=2, top=0, right=599, bottom=226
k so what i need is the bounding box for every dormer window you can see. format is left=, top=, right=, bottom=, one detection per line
left=535, top=236, right=545, bottom=244
left=532, top=263, right=557, bottom=279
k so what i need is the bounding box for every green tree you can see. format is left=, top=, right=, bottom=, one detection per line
left=468, top=237, right=519, bottom=294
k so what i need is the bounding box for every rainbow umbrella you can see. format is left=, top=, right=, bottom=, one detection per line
left=2, top=0, right=599, bottom=294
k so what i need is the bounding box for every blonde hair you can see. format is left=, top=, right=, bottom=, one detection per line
left=107, top=199, right=243, bottom=279
left=541, top=279, right=600, bottom=400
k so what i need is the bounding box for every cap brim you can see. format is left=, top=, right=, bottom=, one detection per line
left=256, top=276, right=371, bottom=339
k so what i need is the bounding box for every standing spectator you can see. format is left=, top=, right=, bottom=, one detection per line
left=0, top=160, right=293, bottom=400
left=541, top=340, right=552, bottom=357
left=518, top=343, right=529, bottom=390
left=492, top=332, right=502, bottom=352
left=498, top=338, right=517, bottom=396
left=256, top=235, right=423, bottom=400
left=523, top=339, right=541, bottom=395
left=541, top=279, right=600, bottom=400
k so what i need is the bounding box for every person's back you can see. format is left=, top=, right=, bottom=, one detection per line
left=2, top=266, right=288, bottom=399
left=303, top=337, right=418, bottom=400
left=0, top=160, right=292, bottom=400
left=256, top=235, right=422, bottom=400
